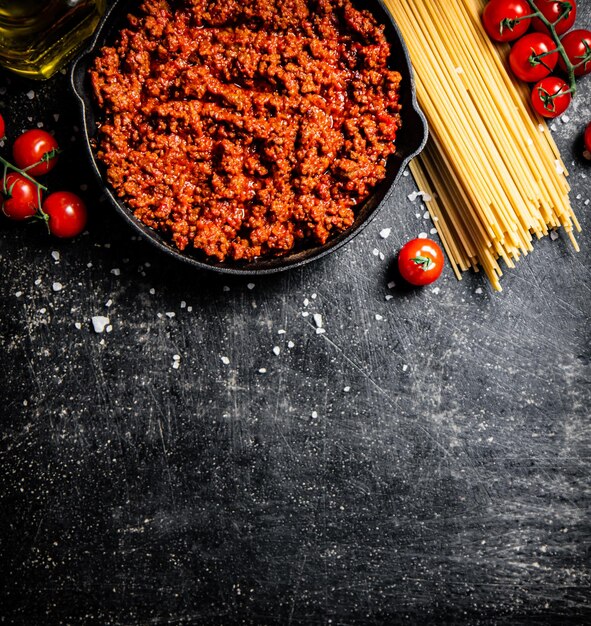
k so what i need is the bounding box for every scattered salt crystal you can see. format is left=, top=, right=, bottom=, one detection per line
left=247, top=283, right=255, bottom=290
left=74, top=322, right=81, bottom=330
left=288, top=341, right=295, bottom=348
left=403, top=170, right=409, bottom=177
left=380, top=228, right=391, bottom=239
left=106, top=325, right=113, bottom=333
left=430, top=228, right=437, bottom=235
left=223, top=286, right=230, bottom=292
left=173, top=355, right=181, bottom=361
left=585, top=199, right=590, bottom=206
left=550, top=123, right=557, bottom=132
left=385, top=295, right=394, bottom=301
left=316, top=328, right=326, bottom=335
left=313, top=313, right=323, bottom=328
left=432, top=287, right=441, bottom=295
left=34, top=278, right=42, bottom=286
left=87, top=262, right=93, bottom=268
left=145, top=262, right=151, bottom=268
left=311, top=293, right=317, bottom=299
left=15, top=291, right=22, bottom=297
left=302, top=312, right=309, bottom=317
left=221, top=356, right=230, bottom=365
left=379, top=252, right=385, bottom=261
left=53, top=114, right=60, bottom=122
left=39, top=307, right=45, bottom=314
left=91, top=316, right=110, bottom=334
left=165, top=312, right=175, bottom=318
left=344, top=386, right=351, bottom=392
left=375, top=314, right=383, bottom=321
left=187, top=306, right=193, bottom=312
left=387, top=281, right=396, bottom=290
left=37, top=122, right=44, bottom=128
left=311, top=411, right=318, bottom=418
left=258, top=368, right=267, bottom=374
left=52, top=282, right=63, bottom=292
left=475, top=288, right=483, bottom=295
left=26, top=90, right=35, bottom=99
left=180, top=301, right=187, bottom=308
left=418, top=232, right=428, bottom=239
left=561, top=115, right=570, bottom=124
left=273, top=346, right=281, bottom=356
left=157, top=313, right=163, bottom=319
left=172, top=361, right=180, bottom=370
left=111, top=268, right=121, bottom=276
left=105, top=299, right=113, bottom=307
left=51, top=250, right=60, bottom=262
left=423, top=211, right=430, bottom=220
left=278, top=329, right=286, bottom=335
left=303, top=298, right=309, bottom=306
left=372, top=248, right=379, bottom=256
left=402, top=364, right=408, bottom=372
left=550, top=230, right=559, bottom=241
left=576, top=194, right=582, bottom=200
left=149, top=288, right=156, bottom=295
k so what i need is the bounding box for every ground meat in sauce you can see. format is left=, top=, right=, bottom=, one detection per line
left=90, top=0, right=402, bottom=262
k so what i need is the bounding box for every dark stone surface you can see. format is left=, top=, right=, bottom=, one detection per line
left=1, top=4, right=590, bottom=624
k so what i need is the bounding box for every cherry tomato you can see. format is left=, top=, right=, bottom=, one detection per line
left=482, top=0, right=533, bottom=43
left=510, top=33, right=559, bottom=82
left=1, top=172, right=40, bottom=221
left=0, top=113, right=5, bottom=140
left=531, top=76, right=572, bottom=118
left=584, top=122, right=591, bottom=154
left=12, top=129, right=59, bottom=176
left=42, top=191, right=87, bottom=238
left=532, top=0, right=577, bottom=36
left=558, top=29, right=591, bottom=77
left=398, top=238, right=445, bottom=287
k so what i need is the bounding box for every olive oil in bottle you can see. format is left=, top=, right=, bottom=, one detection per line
left=0, top=0, right=106, bottom=80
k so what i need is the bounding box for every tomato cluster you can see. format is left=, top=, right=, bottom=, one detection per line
left=0, top=113, right=87, bottom=238
left=482, top=0, right=590, bottom=118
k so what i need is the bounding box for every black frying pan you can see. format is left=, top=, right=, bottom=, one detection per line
left=70, top=0, right=428, bottom=275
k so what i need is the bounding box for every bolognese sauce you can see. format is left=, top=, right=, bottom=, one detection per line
left=91, top=0, right=402, bottom=261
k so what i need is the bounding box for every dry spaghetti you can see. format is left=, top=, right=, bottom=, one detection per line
left=385, top=0, right=580, bottom=291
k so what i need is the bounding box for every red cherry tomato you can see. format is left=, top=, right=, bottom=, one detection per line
left=0, top=113, right=5, bottom=139
left=584, top=122, right=591, bottom=154
left=510, top=33, right=559, bottom=82
left=398, top=238, right=445, bottom=287
left=482, top=0, right=533, bottom=43
left=531, top=76, right=572, bottom=118
left=42, top=191, right=87, bottom=238
left=532, top=0, right=577, bottom=36
left=12, top=129, right=59, bottom=176
left=1, top=172, right=39, bottom=221
left=559, top=30, right=591, bottom=77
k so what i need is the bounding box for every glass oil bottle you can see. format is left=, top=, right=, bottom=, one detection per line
left=0, top=0, right=107, bottom=80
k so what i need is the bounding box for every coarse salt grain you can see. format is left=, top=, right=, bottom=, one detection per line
left=313, top=313, right=323, bottom=328
left=52, top=282, right=63, bottom=292
left=223, top=286, right=230, bottom=292
left=311, top=411, right=318, bottom=418
left=278, top=329, right=286, bottom=335
left=74, top=322, right=82, bottom=330
left=302, top=311, right=309, bottom=317
left=91, top=316, right=110, bottom=334
left=475, top=288, right=483, bottom=295
left=418, top=232, right=428, bottom=239
left=51, top=251, right=60, bottom=262
left=149, top=288, right=155, bottom=295
left=273, top=346, right=281, bottom=356
left=172, top=361, right=180, bottom=370
left=106, top=299, right=113, bottom=307
left=165, top=312, right=175, bottom=318
left=385, top=295, right=394, bottom=301
left=15, top=291, right=22, bottom=297
left=180, top=301, right=186, bottom=308
left=432, top=287, right=440, bottom=295
left=387, top=281, right=396, bottom=289
left=423, top=211, right=430, bottom=220
left=288, top=341, right=295, bottom=348
left=111, top=268, right=121, bottom=276
left=380, top=228, right=391, bottom=239
left=316, top=328, right=326, bottom=335
left=106, top=325, right=113, bottom=333
left=372, top=248, right=379, bottom=256
left=375, top=314, right=383, bottom=321
left=550, top=230, right=559, bottom=241
left=173, top=354, right=181, bottom=361
left=247, top=283, right=255, bottom=290
left=258, top=368, right=267, bottom=374
left=35, top=278, right=42, bottom=285
left=221, top=356, right=230, bottom=365
left=303, top=298, right=309, bottom=306
left=344, top=386, right=351, bottom=392
left=402, top=364, right=408, bottom=372
left=26, top=90, right=35, bottom=99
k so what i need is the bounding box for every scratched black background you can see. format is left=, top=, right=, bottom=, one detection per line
left=1, top=2, right=590, bottom=624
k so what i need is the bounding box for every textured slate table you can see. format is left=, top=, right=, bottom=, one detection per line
left=1, top=6, right=590, bottom=623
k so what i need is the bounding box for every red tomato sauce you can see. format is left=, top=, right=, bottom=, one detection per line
left=91, top=0, right=402, bottom=262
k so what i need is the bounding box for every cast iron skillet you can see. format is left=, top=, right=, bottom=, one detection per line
left=71, top=0, right=428, bottom=275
